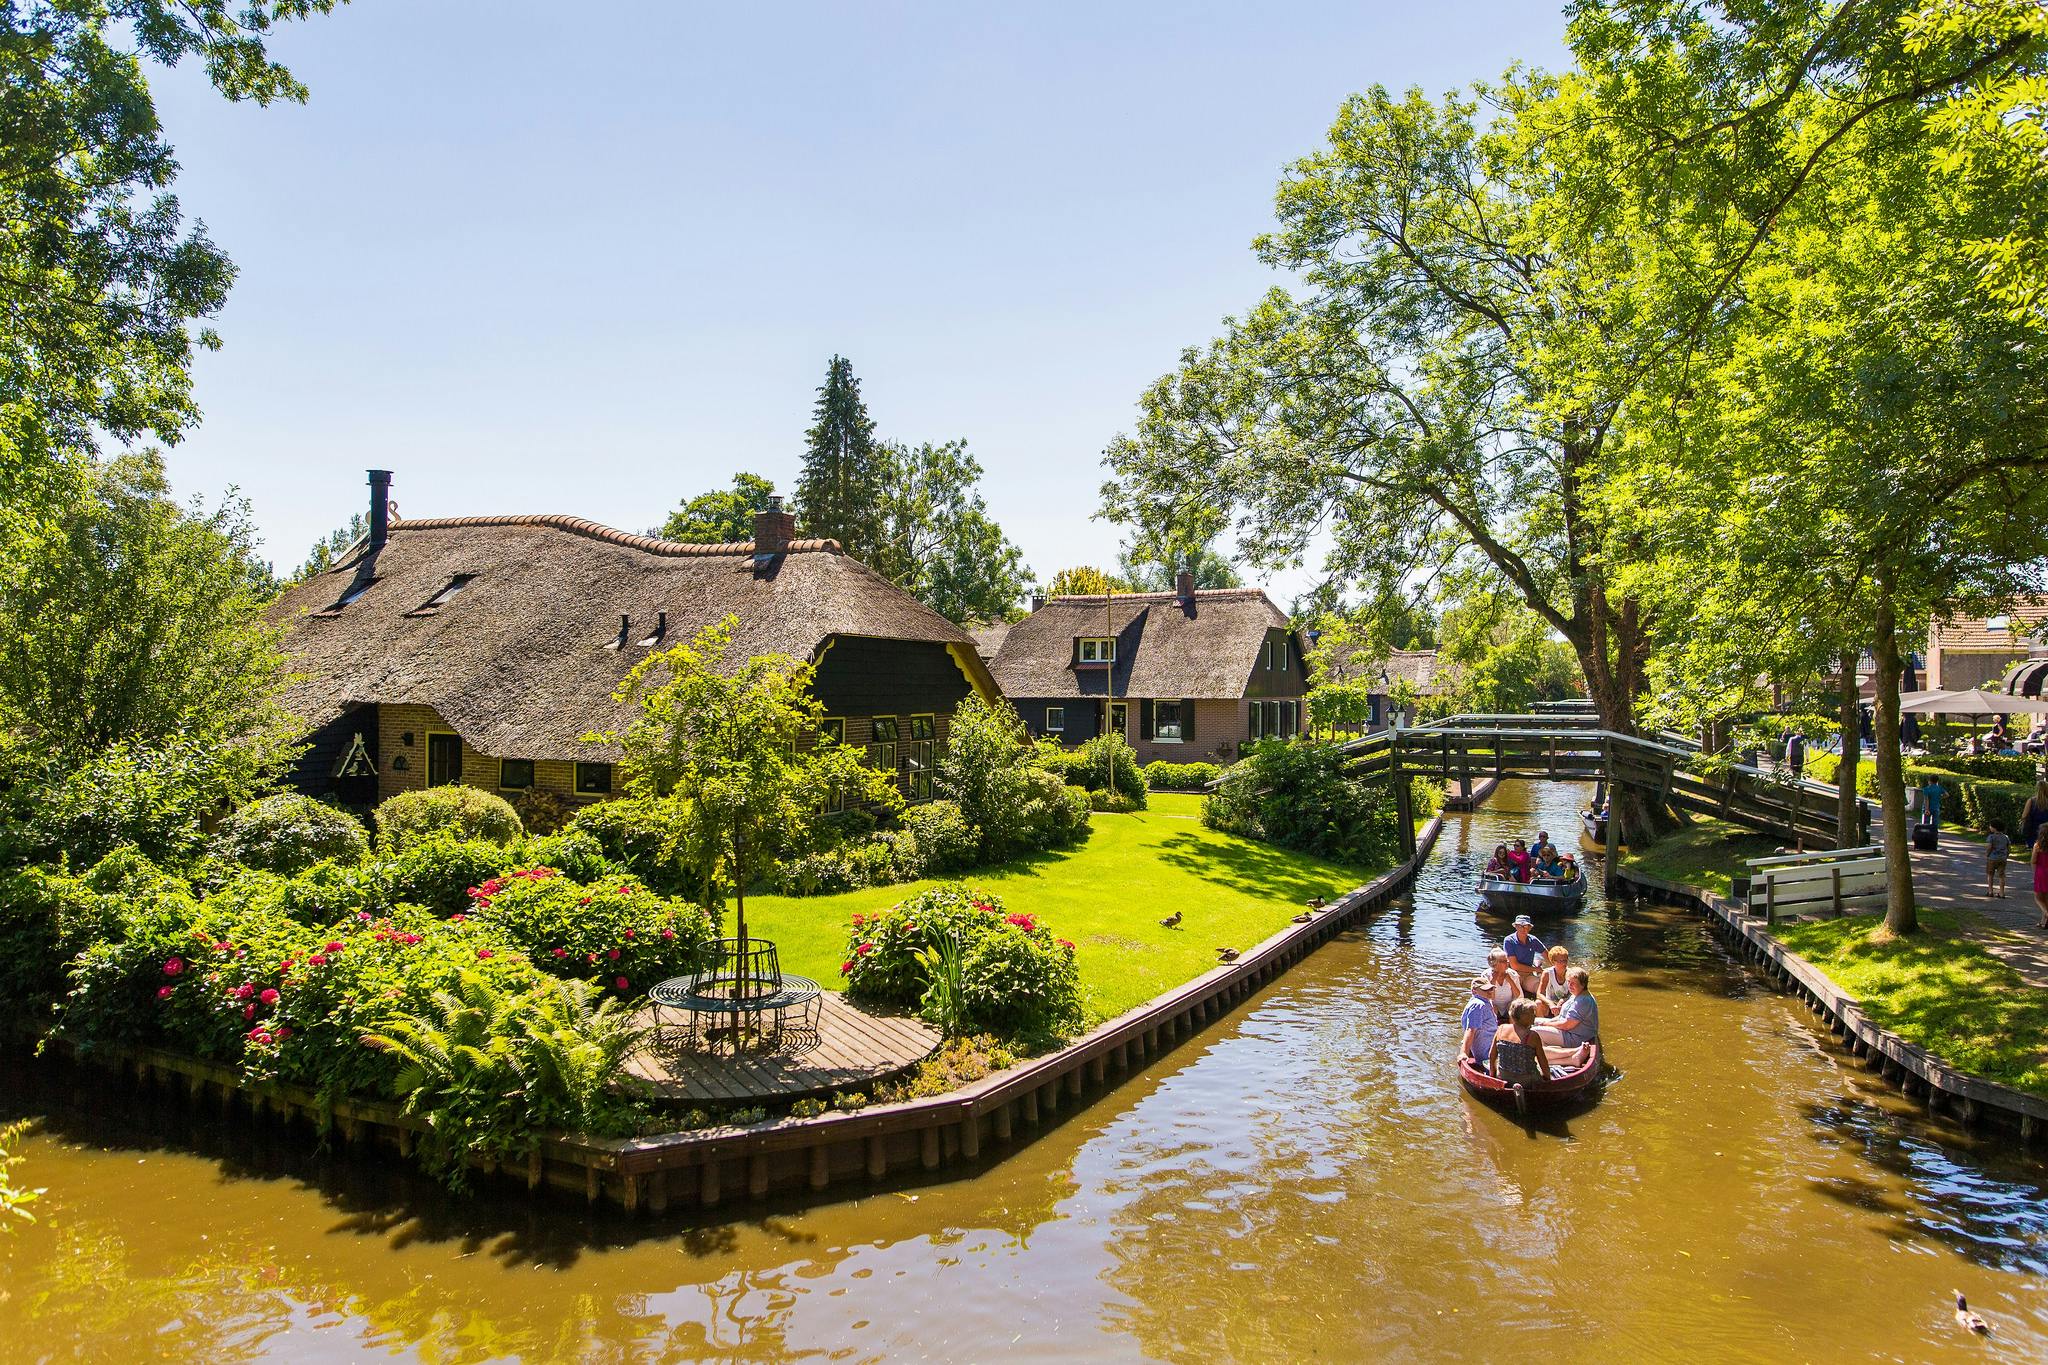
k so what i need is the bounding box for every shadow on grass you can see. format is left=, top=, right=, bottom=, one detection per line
left=1153, top=830, right=1364, bottom=902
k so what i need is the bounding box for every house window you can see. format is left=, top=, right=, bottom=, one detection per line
left=1250, top=702, right=1264, bottom=740
left=499, top=758, right=535, bottom=790
left=1281, top=699, right=1298, bottom=735
left=1077, top=637, right=1115, bottom=664
left=872, top=716, right=900, bottom=743
left=1045, top=706, right=1065, bottom=734
left=574, top=761, right=613, bottom=795
left=1155, top=701, right=1184, bottom=741
left=909, top=715, right=935, bottom=741
left=901, top=715, right=937, bottom=800
left=1109, top=701, right=1128, bottom=736
left=323, top=577, right=376, bottom=613
left=819, top=717, right=845, bottom=747
left=427, top=733, right=462, bottom=787
left=412, top=574, right=475, bottom=614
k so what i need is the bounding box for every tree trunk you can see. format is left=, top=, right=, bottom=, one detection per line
left=1869, top=603, right=1918, bottom=933
left=1577, top=640, right=1676, bottom=846
left=1836, top=648, right=1863, bottom=849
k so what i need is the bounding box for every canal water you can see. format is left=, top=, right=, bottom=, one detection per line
left=5, top=779, right=2048, bottom=1361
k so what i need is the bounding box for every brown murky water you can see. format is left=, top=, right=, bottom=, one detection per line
left=5, top=780, right=2047, bottom=1362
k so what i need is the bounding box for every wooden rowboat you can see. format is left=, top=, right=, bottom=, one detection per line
left=1459, top=1043, right=1603, bottom=1115
left=1476, top=870, right=1586, bottom=914
left=1579, top=809, right=1626, bottom=856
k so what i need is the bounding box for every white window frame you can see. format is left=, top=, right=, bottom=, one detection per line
left=1155, top=700, right=1185, bottom=742
left=1078, top=637, right=1116, bottom=664
left=1045, top=706, right=1065, bottom=734
left=1109, top=700, right=1129, bottom=737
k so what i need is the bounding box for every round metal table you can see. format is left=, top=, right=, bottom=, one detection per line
left=649, top=971, right=823, bottom=1054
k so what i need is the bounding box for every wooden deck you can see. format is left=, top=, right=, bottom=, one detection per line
left=625, top=993, right=940, bottom=1104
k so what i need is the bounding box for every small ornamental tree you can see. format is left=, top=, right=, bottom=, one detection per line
left=602, top=616, right=901, bottom=965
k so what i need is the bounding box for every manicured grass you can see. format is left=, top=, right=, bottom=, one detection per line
left=1624, top=817, right=1782, bottom=895
left=1775, top=911, right=2048, bottom=1096
left=741, top=794, right=1379, bottom=1024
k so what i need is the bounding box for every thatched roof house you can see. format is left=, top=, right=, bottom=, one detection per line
left=272, top=472, right=996, bottom=809
left=987, top=571, right=1307, bottom=763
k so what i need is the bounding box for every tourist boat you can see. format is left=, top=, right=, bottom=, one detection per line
left=1459, top=1042, right=1603, bottom=1115
left=1475, top=869, right=1586, bottom=915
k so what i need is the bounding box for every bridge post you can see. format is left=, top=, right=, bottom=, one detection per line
left=1457, top=745, right=1471, bottom=802
left=1602, top=738, right=1622, bottom=891
left=1392, top=753, right=1416, bottom=860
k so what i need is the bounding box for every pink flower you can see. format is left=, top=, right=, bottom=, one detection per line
left=449, top=913, right=468, bottom=923
left=324, top=941, right=344, bottom=954
left=308, top=953, right=328, bottom=967
left=280, top=957, right=294, bottom=970
left=274, top=1026, right=292, bottom=1041
left=244, top=1003, right=256, bottom=1020
left=855, top=942, right=873, bottom=957
left=248, top=1028, right=272, bottom=1045
left=586, top=952, right=598, bottom=964
left=157, top=985, right=175, bottom=1000
left=841, top=960, right=854, bottom=975
left=622, top=929, right=634, bottom=939
left=608, top=949, right=620, bottom=961
left=615, top=977, right=630, bottom=991
left=660, top=928, right=675, bottom=941
left=357, top=912, right=373, bottom=923
left=1058, top=939, right=1075, bottom=952
left=578, top=896, right=592, bottom=907
left=233, top=983, right=254, bottom=1000
left=162, top=957, right=184, bottom=976
left=476, top=948, right=494, bottom=960
left=851, top=914, right=865, bottom=928
left=552, top=947, right=568, bottom=958
left=260, top=988, right=280, bottom=1005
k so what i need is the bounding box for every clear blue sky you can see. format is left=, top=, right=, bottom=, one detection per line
left=151, top=1, right=1568, bottom=602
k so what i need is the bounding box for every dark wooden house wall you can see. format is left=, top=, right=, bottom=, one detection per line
left=1244, top=627, right=1308, bottom=700
left=1015, top=697, right=1101, bottom=743
left=289, top=703, right=379, bottom=807
left=812, top=636, right=976, bottom=718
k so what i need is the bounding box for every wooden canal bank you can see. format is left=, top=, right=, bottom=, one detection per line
left=1617, top=866, right=2048, bottom=1149
left=32, top=817, right=1447, bottom=1216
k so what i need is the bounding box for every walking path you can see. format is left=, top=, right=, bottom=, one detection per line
left=1905, top=834, right=2048, bottom=991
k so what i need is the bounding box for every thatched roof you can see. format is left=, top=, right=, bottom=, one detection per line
left=967, top=620, right=1011, bottom=662
left=270, top=515, right=991, bottom=762
left=988, top=589, right=1295, bottom=699
left=1321, top=645, right=1443, bottom=695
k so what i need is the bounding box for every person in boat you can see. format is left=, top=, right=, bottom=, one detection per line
left=1531, top=847, right=1571, bottom=882
left=1484, top=843, right=1513, bottom=879
left=1490, top=998, right=1553, bottom=1083
left=1482, top=949, right=1523, bottom=1021
left=1504, top=839, right=1534, bottom=883
left=1535, top=944, right=1572, bottom=1018
left=1459, top=976, right=1499, bottom=1070
left=1501, top=915, right=1547, bottom=995
left=1530, top=830, right=1557, bottom=864
left=1534, top=966, right=1597, bottom=1065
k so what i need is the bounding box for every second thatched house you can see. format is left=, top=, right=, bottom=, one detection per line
left=270, top=472, right=998, bottom=811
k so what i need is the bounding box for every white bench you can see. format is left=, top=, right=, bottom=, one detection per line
left=1745, top=846, right=1887, bottom=924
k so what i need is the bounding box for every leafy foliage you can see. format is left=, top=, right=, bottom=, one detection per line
left=937, top=695, right=1090, bottom=862
left=659, top=471, right=777, bottom=543
left=375, top=786, right=523, bottom=852
left=0, top=1119, right=38, bottom=1231
left=464, top=865, right=717, bottom=1000
left=872, top=439, right=1032, bottom=623
left=1038, top=732, right=1147, bottom=804
left=566, top=795, right=704, bottom=898
left=1202, top=741, right=1406, bottom=866
left=211, top=793, right=368, bottom=874
left=794, top=355, right=886, bottom=561
left=1042, top=566, right=1131, bottom=597
left=1143, top=760, right=1222, bottom=792
left=840, top=885, right=1081, bottom=1040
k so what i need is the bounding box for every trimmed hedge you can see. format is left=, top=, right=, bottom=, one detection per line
left=1144, top=760, right=1223, bottom=792
left=375, top=786, right=523, bottom=851
left=211, top=794, right=369, bottom=875
left=1806, top=752, right=2037, bottom=833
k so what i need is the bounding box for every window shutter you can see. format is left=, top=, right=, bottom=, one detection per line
left=1182, top=700, right=1195, bottom=742
left=1141, top=699, right=1154, bottom=740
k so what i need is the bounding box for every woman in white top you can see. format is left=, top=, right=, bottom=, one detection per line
left=1483, top=949, right=1523, bottom=1021
left=1535, top=945, right=1572, bottom=1018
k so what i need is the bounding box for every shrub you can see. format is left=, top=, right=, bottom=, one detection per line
left=937, top=696, right=1039, bottom=861
left=0, top=867, right=124, bottom=1022
left=382, top=837, right=517, bottom=916
left=567, top=796, right=703, bottom=898
left=1088, top=788, right=1145, bottom=813
left=375, top=786, right=523, bottom=852
left=1058, top=732, right=1148, bottom=805
left=1018, top=772, right=1091, bottom=849
left=278, top=858, right=389, bottom=924
left=1203, top=739, right=1400, bottom=866
left=1144, top=760, right=1223, bottom=792
left=465, top=866, right=717, bottom=1000
left=210, top=794, right=368, bottom=874
left=510, top=787, right=572, bottom=835
left=875, top=1034, right=1019, bottom=1101
left=841, top=885, right=1081, bottom=1040
left=902, top=800, right=976, bottom=873
left=0, top=738, right=265, bottom=870
left=519, top=828, right=615, bottom=884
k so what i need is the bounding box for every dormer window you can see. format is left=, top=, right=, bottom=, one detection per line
left=409, top=574, right=475, bottom=615
left=1077, top=637, right=1116, bottom=665
left=318, top=576, right=377, bottom=614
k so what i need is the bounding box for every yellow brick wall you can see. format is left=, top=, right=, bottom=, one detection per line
left=373, top=704, right=611, bottom=808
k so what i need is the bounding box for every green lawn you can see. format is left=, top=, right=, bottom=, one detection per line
left=741, top=794, right=1379, bottom=1024
left=1775, top=912, right=2048, bottom=1096
left=1624, top=817, right=1782, bottom=895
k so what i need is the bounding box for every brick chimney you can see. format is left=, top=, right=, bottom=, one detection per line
left=753, top=495, right=796, bottom=555
left=367, top=469, right=393, bottom=550
left=1176, top=563, right=1196, bottom=604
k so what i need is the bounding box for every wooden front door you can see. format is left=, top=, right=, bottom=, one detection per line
left=427, top=733, right=462, bottom=787
left=1108, top=701, right=1129, bottom=738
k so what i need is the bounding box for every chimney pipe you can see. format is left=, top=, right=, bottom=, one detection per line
left=367, top=470, right=393, bottom=550
left=1176, top=564, right=1195, bottom=604
left=753, top=495, right=796, bottom=556
left=1030, top=592, right=1046, bottom=613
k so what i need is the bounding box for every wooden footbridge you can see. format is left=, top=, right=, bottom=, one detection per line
left=1345, top=713, right=1862, bottom=877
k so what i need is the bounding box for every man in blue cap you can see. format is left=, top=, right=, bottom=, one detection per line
left=1502, top=914, right=1548, bottom=995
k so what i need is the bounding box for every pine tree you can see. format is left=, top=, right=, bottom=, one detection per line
left=794, top=356, right=884, bottom=560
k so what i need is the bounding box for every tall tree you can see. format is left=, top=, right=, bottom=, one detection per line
left=1042, top=566, right=1131, bottom=598
left=1117, top=539, right=1241, bottom=592
left=794, top=356, right=885, bottom=562
left=1, top=1, right=344, bottom=575
left=285, top=512, right=369, bottom=588
left=658, top=473, right=776, bottom=544
left=873, top=440, right=1031, bottom=623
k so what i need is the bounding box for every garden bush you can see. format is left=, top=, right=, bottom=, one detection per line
left=211, top=793, right=369, bottom=875
left=1203, top=739, right=1401, bottom=866
left=375, top=786, right=523, bottom=851
left=464, top=865, right=717, bottom=1000
left=902, top=800, right=977, bottom=873
left=381, top=837, right=517, bottom=916
left=566, top=796, right=703, bottom=898
left=0, top=867, right=124, bottom=1021
left=940, top=696, right=1090, bottom=861
left=1019, top=771, right=1091, bottom=849
left=1144, top=760, right=1223, bottom=792
left=1068, top=733, right=1147, bottom=804
left=1088, top=788, right=1145, bottom=813
left=519, top=827, right=615, bottom=884
left=510, top=787, right=572, bottom=835
left=1921, top=754, right=2041, bottom=784
left=840, top=884, right=1081, bottom=1040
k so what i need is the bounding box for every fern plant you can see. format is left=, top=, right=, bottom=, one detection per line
left=363, top=971, right=650, bottom=1187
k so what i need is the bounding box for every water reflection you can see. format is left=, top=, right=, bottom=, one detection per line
left=6, top=780, right=2048, bottom=1361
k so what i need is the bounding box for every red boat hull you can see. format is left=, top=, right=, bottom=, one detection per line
left=1459, top=1043, right=1603, bottom=1114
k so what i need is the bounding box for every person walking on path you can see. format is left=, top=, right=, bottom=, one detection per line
left=1919, top=775, right=1946, bottom=831
left=1987, top=819, right=2012, bottom=898
left=2034, top=835, right=2048, bottom=929
left=2022, top=780, right=2048, bottom=850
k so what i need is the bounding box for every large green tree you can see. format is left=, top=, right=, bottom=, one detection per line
left=1, top=1, right=344, bottom=574
left=285, top=511, right=367, bottom=588
left=658, top=472, right=776, bottom=544
left=873, top=440, right=1031, bottom=623
left=794, top=356, right=885, bottom=562
left=1117, top=539, right=1241, bottom=593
